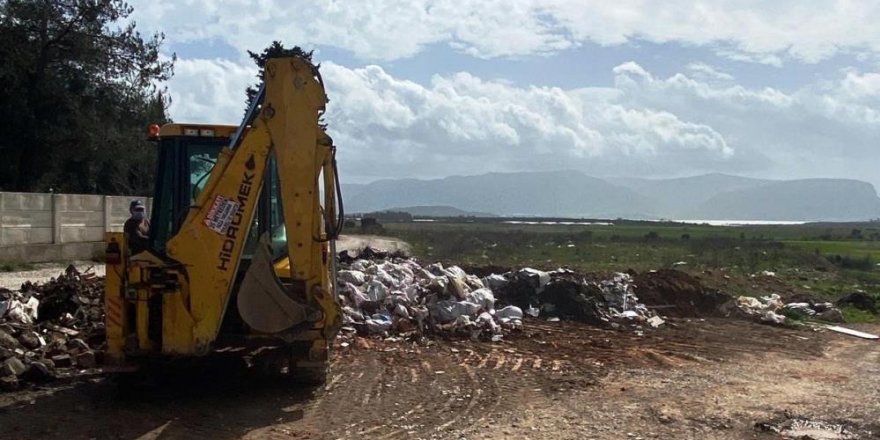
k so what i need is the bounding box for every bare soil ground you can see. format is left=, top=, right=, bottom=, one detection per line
left=0, top=318, right=877, bottom=439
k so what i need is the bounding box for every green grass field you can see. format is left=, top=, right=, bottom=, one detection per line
left=381, top=220, right=880, bottom=270
left=372, top=220, right=880, bottom=311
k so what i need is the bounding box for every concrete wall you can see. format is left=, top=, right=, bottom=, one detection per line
left=0, top=192, right=152, bottom=262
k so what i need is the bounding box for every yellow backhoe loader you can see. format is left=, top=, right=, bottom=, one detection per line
left=103, top=54, right=343, bottom=383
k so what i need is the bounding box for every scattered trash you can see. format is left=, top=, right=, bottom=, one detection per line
left=525, top=304, right=540, bottom=318
left=647, top=316, right=665, bottom=328
left=755, top=415, right=861, bottom=439
left=0, top=265, right=104, bottom=390
left=735, top=294, right=845, bottom=325
left=782, top=302, right=816, bottom=317
left=496, top=270, right=664, bottom=328
left=761, top=311, right=787, bottom=325
left=336, top=247, right=667, bottom=338
left=336, top=247, right=520, bottom=339
left=825, top=325, right=879, bottom=340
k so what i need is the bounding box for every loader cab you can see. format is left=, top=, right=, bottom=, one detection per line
left=147, top=123, right=287, bottom=260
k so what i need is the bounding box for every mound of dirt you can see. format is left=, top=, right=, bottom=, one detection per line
left=634, top=270, right=733, bottom=318
left=836, top=292, right=877, bottom=314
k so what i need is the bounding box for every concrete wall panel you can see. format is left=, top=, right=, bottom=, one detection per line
left=1, top=227, right=53, bottom=245
left=1, top=191, right=151, bottom=250
left=0, top=192, right=52, bottom=211
left=60, top=226, right=104, bottom=244
left=1, top=211, right=53, bottom=227
left=60, top=211, right=104, bottom=227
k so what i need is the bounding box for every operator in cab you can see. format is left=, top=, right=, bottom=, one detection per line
left=124, top=199, right=150, bottom=254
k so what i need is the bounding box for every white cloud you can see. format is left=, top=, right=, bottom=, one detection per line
left=840, top=69, right=880, bottom=100
left=319, top=61, right=739, bottom=181
left=610, top=61, right=880, bottom=183
left=166, top=58, right=256, bottom=124
left=685, top=62, right=735, bottom=81
left=130, top=0, right=880, bottom=64
left=161, top=56, right=880, bottom=187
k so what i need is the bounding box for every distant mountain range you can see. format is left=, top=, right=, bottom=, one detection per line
left=343, top=171, right=880, bottom=221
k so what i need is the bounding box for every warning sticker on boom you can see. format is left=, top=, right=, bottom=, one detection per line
left=203, top=195, right=240, bottom=234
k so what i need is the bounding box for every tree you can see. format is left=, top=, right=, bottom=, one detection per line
left=0, top=0, right=174, bottom=194
left=244, top=41, right=314, bottom=110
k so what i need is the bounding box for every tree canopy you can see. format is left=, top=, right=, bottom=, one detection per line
left=244, top=41, right=314, bottom=110
left=0, top=0, right=174, bottom=195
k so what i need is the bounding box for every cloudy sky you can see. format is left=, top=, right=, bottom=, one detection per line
left=128, top=1, right=880, bottom=187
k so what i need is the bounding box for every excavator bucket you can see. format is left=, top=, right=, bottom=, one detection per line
left=237, top=235, right=321, bottom=333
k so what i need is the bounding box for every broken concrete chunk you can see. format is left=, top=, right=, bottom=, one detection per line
left=0, top=376, right=18, bottom=391
left=18, top=331, right=43, bottom=350
left=68, top=338, right=90, bottom=351
left=51, top=354, right=72, bottom=368
left=74, top=351, right=97, bottom=369
left=45, top=323, right=79, bottom=337
left=0, top=330, right=19, bottom=349
left=25, top=361, right=53, bottom=380
left=38, top=357, right=55, bottom=369
left=2, top=357, right=27, bottom=377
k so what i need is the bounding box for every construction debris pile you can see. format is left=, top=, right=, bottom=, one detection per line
left=337, top=248, right=665, bottom=339
left=337, top=249, right=522, bottom=340
left=735, top=294, right=844, bottom=325
left=0, top=266, right=104, bottom=391
left=493, top=268, right=665, bottom=328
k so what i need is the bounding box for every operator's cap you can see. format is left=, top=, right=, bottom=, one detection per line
left=130, top=199, right=145, bottom=210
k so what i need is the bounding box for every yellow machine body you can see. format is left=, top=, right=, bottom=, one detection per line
left=103, top=56, right=343, bottom=379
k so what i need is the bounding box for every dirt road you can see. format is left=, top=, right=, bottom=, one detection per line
left=1, top=319, right=877, bottom=439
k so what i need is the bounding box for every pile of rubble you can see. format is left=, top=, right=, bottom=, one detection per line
left=337, top=250, right=523, bottom=340
left=735, top=294, right=844, bottom=325
left=336, top=248, right=664, bottom=339
left=494, top=268, right=665, bottom=328
left=0, top=265, right=104, bottom=391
